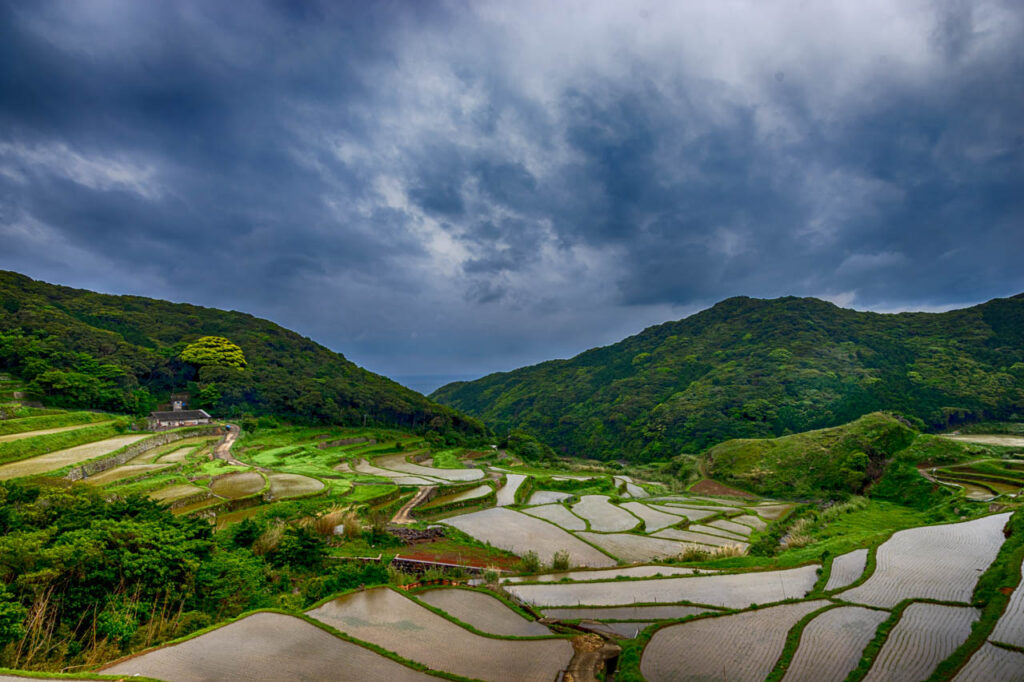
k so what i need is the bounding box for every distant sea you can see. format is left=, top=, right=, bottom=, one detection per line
left=389, top=374, right=480, bottom=396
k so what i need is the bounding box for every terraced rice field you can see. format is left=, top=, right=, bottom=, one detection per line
left=421, top=483, right=491, bottom=508
left=507, top=565, right=819, bottom=608
left=307, top=588, right=573, bottom=682
left=375, top=453, right=484, bottom=481
left=687, top=523, right=747, bottom=540
left=619, top=502, right=684, bottom=532
left=210, top=471, right=266, bottom=499
left=505, top=565, right=705, bottom=584
left=267, top=473, right=324, bottom=499
left=416, top=588, right=551, bottom=636
left=942, top=434, right=1024, bottom=447
left=0, top=434, right=147, bottom=480
left=653, top=528, right=749, bottom=548
left=0, top=422, right=109, bottom=443
left=953, top=642, right=1024, bottom=681
left=354, top=458, right=439, bottom=483
left=783, top=606, right=888, bottom=681
left=825, top=548, right=869, bottom=591
left=614, top=475, right=648, bottom=498
left=542, top=604, right=714, bottom=621
left=840, top=513, right=1010, bottom=607
left=705, top=518, right=754, bottom=537
left=576, top=531, right=692, bottom=562
left=732, top=514, right=768, bottom=531
left=149, top=483, right=207, bottom=503
left=521, top=503, right=586, bottom=530
left=441, top=507, right=615, bottom=567
left=571, top=495, right=641, bottom=531
left=101, top=612, right=432, bottom=681
left=641, top=600, right=828, bottom=681
left=755, top=503, right=794, bottom=520
left=863, top=603, right=979, bottom=682
left=989, top=558, right=1024, bottom=647
left=496, top=473, right=527, bottom=506
left=646, top=503, right=720, bottom=521
left=526, top=490, right=573, bottom=505
left=83, top=463, right=174, bottom=485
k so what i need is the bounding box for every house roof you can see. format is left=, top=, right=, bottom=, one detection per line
left=148, top=410, right=211, bottom=421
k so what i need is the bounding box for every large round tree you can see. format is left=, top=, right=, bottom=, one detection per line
left=180, top=336, right=247, bottom=370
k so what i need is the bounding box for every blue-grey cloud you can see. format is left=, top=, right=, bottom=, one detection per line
left=1, top=0, right=1022, bottom=387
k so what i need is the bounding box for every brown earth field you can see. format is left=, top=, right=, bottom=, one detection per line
left=398, top=538, right=521, bottom=569
left=689, top=479, right=757, bottom=498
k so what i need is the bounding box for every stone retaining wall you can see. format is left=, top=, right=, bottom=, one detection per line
left=68, top=425, right=225, bottom=481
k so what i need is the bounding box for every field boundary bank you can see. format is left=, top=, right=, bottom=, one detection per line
left=67, top=425, right=226, bottom=481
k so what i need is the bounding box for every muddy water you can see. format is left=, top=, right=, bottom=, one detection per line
left=210, top=471, right=265, bottom=499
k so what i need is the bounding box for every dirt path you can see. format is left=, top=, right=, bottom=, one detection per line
left=563, top=634, right=621, bottom=682
left=392, top=485, right=436, bottom=524
left=213, top=426, right=246, bottom=466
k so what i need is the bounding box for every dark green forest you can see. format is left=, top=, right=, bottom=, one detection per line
left=0, top=271, right=485, bottom=439
left=432, top=294, right=1024, bottom=460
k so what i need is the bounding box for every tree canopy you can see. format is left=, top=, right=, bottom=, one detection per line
left=180, top=336, right=247, bottom=369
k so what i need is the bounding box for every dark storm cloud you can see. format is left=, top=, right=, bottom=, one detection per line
left=1, top=0, right=1022, bottom=384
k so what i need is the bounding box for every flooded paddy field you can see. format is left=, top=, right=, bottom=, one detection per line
left=641, top=600, right=828, bottom=682
left=374, top=453, right=484, bottom=481
left=619, top=501, right=684, bottom=532
left=825, top=548, right=868, bottom=591
left=0, top=434, right=148, bottom=480
left=542, top=604, right=715, bottom=621
left=520, top=503, right=587, bottom=530
left=209, top=471, right=266, bottom=499
left=495, top=473, right=527, bottom=506
left=526, top=490, right=573, bottom=505
left=441, top=507, right=616, bottom=567
left=704, top=518, right=754, bottom=536
left=83, top=462, right=174, bottom=485
left=415, top=588, right=552, bottom=636
left=575, top=531, right=693, bottom=562
left=646, top=503, right=720, bottom=521
left=863, top=604, right=979, bottom=682
left=101, top=612, right=433, bottom=681
left=783, top=606, right=888, bottom=681
left=989, top=557, right=1024, bottom=648
left=149, top=483, right=207, bottom=503
left=839, top=513, right=1010, bottom=607
left=505, top=564, right=705, bottom=584
left=507, top=564, right=819, bottom=608
left=653, top=527, right=749, bottom=548
left=307, top=588, right=573, bottom=682
left=571, top=495, right=641, bottom=532
left=954, top=642, right=1024, bottom=681
left=266, top=472, right=324, bottom=499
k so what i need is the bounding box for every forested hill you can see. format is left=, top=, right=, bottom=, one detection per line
left=432, top=294, right=1024, bottom=460
left=0, top=271, right=485, bottom=438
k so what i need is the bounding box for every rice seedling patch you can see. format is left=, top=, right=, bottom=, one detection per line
left=101, top=611, right=432, bottom=681
left=782, top=606, right=888, bottom=682
left=307, top=587, right=573, bottom=682
left=507, top=565, right=819, bottom=608
left=416, top=588, right=551, bottom=636
left=863, top=603, right=979, bottom=682
left=839, top=513, right=1010, bottom=607
left=641, top=600, right=828, bottom=681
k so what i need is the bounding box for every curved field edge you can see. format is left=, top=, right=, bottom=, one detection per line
left=95, top=603, right=458, bottom=681
left=0, top=670, right=159, bottom=681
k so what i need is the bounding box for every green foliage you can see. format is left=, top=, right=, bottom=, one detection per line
left=0, top=270, right=487, bottom=438
left=551, top=550, right=570, bottom=571
left=0, top=583, right=26, bottom=648
left=432, top=294, right=1024, bottom=460
left=272, top=526, right=327, bottom=569
left=703, top=412, right=918, bottom=498
left=504, top=430, right=557, bottom=462
left=0, top=410, right=111, bottom=436
left=519, top=550, right=541, bottom=573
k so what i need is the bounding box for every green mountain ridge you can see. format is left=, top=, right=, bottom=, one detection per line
left=0, top=270, right=485, bottom=438
left=432, top=294, right=1024, bottom=460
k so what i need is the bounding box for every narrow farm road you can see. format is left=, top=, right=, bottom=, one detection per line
left=213, top=426, right=245, bottom=466
left=392, top=485, right=436, bottom=524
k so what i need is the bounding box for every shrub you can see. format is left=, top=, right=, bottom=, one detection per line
left=519, top=550, right=541, bottom=573
left=551, top=550, right=570, bottom=571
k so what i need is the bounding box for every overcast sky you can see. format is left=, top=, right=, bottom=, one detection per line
left=1, top=1, right=1022, bottom=390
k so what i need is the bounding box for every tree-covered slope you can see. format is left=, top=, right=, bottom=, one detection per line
left=432, top=294, right=1024, bottom=460
left=0, top=271, right=484, bottom=438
